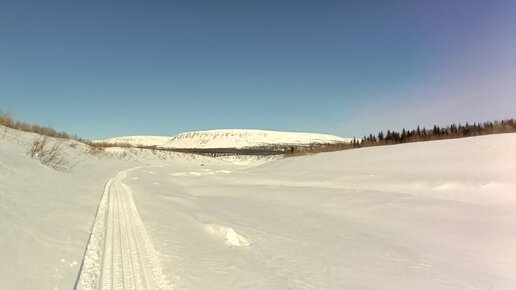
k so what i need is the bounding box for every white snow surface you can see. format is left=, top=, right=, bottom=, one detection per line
left=2, top=126, right=516, bottom=289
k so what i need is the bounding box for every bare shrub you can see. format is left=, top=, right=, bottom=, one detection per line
left=85, top=141, right=132, bottom=149
left=88, top=146, right=105, bottom=155
left=87, top=143, right=105, bottom=155
left=0, top=111, right=79, bottom=141
left=0, top=112, right=13, bottom=137
left=27, top=136, right=68, bottom=169
left=0, top=112, right=13, bottom=126
left=84, top=141, right=137, bottom=156
left=28, top=135, right=48, bottom=158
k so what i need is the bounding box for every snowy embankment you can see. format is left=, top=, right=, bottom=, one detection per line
left=2, top=126, right=516, bottom=289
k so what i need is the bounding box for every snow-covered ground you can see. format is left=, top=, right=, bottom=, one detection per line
left=97, top=129, right=352, bottom=149
left=1, top=127, right=516, bottom=289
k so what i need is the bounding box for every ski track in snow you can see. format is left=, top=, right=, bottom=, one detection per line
left=76, top=167, right=170, bottom=290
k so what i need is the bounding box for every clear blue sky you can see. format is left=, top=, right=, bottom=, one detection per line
left=1, top=0, right=515, bottom=139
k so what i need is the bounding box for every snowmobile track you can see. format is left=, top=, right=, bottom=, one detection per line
left=75, top=168, right=169, bottom=290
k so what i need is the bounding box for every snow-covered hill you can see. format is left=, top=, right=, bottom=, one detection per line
left=98, top=129, right=351, bottom=149
left=99, top=135, right=172, bottom=147
left=164, top=129, right=352, bottom=149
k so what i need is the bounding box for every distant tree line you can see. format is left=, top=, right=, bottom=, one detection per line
left=355, top=118, right=516, bottom=147
left=287, top=118, right=516, bottom=156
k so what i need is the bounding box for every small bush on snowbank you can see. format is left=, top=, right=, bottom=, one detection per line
left=27, top=135, right=68, bottom=169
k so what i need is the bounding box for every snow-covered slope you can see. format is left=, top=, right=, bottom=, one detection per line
left=162, top=129, right=352, bottom=149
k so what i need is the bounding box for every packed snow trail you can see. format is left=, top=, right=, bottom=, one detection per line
left=76, top=168, right=170, bottom=290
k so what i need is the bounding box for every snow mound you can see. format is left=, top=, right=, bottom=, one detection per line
left=205, top=224, right=252, bottom=247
